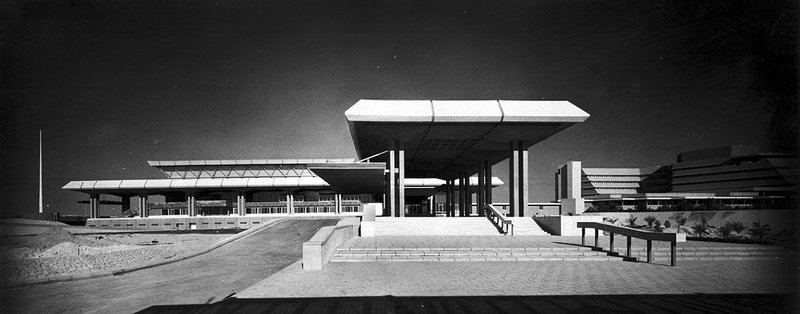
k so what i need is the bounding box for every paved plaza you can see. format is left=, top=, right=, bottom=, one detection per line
left=238, top=236, right=798, bottom=299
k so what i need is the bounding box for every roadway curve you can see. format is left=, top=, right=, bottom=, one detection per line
left=2, top=219, right=339, bottom=314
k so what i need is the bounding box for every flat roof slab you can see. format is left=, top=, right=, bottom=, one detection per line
left=346, top=99, right=589, bottom=179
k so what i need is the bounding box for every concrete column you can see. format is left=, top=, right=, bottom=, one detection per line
left=509, top=142, right=519, bottom=217
left=478, top=161, right=485, bottom=216
left=460, top=172, right=467, bottom=217
left=287, top=194, right=294, bottom=214
left=335, top=193, right=342, bottom=214
left=388, top=149, right=396, bottom=217
left=239, top=193, right=247, bottom=216
left=89, top=195, right=99, bottom=219
left=187, top=194, right=196, bottom=217
left=429, top=195, right=435, bottom=215
left=139, top=195, right=148, bottom=218
left=395, top=141, right=405, bottom=217
left=456, top=174, right=461, bottom=217
left=485, top=160, right=492, bottom=205
left=519, top=141, right=529, bottom=217
left=445, top=180, right=452, bottom=217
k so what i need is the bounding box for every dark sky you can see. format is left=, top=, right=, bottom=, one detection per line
left=1, top=0, right=797, bottom=217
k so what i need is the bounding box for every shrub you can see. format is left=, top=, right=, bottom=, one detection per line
left=653, top=220, right=663, bottom=232
left=718, top=223, right=733, bottom=239
left=749, top=221, right=772, bottom=242
left=663, top=220, right=672, bottom=229
left=603, top=217, right=619, bottom=225
left=644, top=215, right=657, bottom=227
left=675, top=217, right=687, bottom=233
left=729, top=221, right=747, bottom=234
left=625, top=215, right=638, bottom=228
left=692, top=217, right=710, bottom=238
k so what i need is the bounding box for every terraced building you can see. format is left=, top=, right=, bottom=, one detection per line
left=556, top=145, right=798, bottom=212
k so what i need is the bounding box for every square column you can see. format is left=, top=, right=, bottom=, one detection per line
left=238, top=193, right=246, bottom=216
left=287, top=194, right=294, bottom=214
left=519, top=141, right=529, bottom=217
left=478, top=161, right=485, bottom=216
left=89, top=195, right=99, bottom=219
left=485, top=160, right=492, bottom=205
left=387, top=149, right=396, bottom=216
left=394, top=141, right=405, bottom=217
left=139, top=195, right=148, bottom=218
left=460, top=172, right=467, bottom=217
left=335, top=193, right=342, bottom=214
left=508, top=141, right=529, bottom=217
left=445, top=180, right=452, bottom=217
left=187, top=194, right=196, bottom=217
left=508, top=142, right=520, bottom=217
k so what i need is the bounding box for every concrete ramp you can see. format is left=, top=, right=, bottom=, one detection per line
left=375, top=217, right=501, bottom=236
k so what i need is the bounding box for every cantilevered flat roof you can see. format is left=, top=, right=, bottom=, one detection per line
left=346, top=99, right=589, bottom=179
left=147, top=158, right=356, bottom=167
left=61, top=175, right=502, bottom=195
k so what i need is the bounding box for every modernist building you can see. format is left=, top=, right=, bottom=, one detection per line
left=64, top=99, right=590, bottom=226
left=555, top=145, right=798, bottom=212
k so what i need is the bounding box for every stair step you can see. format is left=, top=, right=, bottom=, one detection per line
left=329, top=255, right=792, bottom=263
left=331, top=245, right=796, bottom=263
left=375, top=217, right=501, bottom=236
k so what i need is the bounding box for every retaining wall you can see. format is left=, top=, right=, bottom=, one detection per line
left=87, top=214, right=361, bottom=231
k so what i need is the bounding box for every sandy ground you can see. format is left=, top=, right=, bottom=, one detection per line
left=0, top=220, right=233, bottom=283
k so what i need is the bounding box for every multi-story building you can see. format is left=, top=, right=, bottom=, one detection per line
left=556, top=145, right=797, bottom=212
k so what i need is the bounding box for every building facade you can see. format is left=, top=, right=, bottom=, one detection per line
left=65, top=99, right=591, bottom=226
left=556, top=145, right=798, bottom=212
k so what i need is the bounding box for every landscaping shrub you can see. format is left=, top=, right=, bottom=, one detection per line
left=653, top=220, right=663, bottom=232
left=625, top=215, right=638, bottom=228
left=675, top=217, right=687, bottom=233
left=663, top=220, right=671, bottom=229
left=730, top=221, right=747, bottom=234
left=691, top=217, right=711, bottom=238
left=644, top=215, right=656, bottom=227
left=749, top=221, right=772, bottom=242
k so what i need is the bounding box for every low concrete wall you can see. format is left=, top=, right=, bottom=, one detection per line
left=533, top=215, right=603, bottom=236
left=302, top=223, right=356, bottom=270
left=86, top=214, right=362, bottom=230
left=360, top=204, right=377, bottom=237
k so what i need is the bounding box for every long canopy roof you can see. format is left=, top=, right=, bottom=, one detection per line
left=346, top=99, right=589, bottom=179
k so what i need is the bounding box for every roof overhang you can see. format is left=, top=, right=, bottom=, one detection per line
left=345, top=99, right=589, bottom=179
left=307, top=162, right=387, bottom=194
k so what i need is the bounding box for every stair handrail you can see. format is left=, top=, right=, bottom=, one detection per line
left=577, top=221, right=686, bottom=266
left=485, top=204, right=513, bottom=235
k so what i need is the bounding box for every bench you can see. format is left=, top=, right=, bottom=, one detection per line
left=577, top=221, right=686, bottom=266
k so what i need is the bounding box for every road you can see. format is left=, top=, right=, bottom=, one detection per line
left=2, top=219, right=338, bottom=314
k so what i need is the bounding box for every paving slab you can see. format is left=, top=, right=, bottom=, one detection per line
left=237, top=258, right=797, bottom=298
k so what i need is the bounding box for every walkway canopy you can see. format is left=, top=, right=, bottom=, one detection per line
left=345, top=100, right=589, bottom=179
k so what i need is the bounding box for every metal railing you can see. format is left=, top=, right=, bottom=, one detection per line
left=485, top=204, right=513, bottom=235
left=577, top=222, right=687, bottom=266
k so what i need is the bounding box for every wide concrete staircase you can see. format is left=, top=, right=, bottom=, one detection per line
left=374, top=217, right=501, bottom=236
left=508, top=217, right=550, bottom=235
left=331, top=244, right=796, bottom=263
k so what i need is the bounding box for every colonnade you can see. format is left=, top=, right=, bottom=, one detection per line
left=86, top=191, right=349, bottom=219
left=383, top=140, right=529, bottom=218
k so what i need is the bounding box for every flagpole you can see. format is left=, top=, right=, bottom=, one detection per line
left=39, top=130, right=43, bottom=214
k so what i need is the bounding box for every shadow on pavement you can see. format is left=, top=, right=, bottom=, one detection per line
left=137, top=293, right=795, bottom=313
